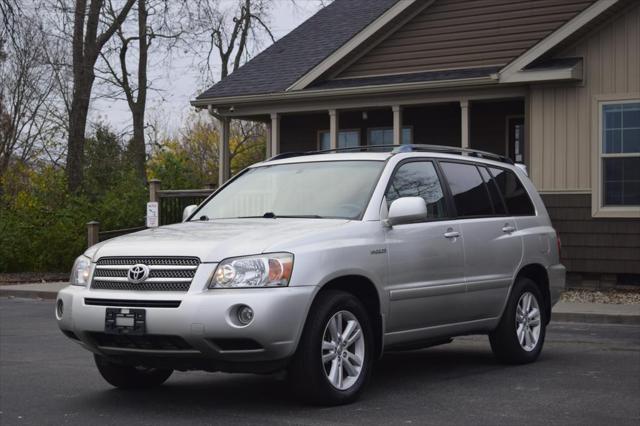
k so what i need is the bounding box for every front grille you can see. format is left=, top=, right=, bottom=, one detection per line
left=89, top=333, right=193, bottom=351
left=97, top=257, right=199, bottom=266
left=91, top=257, right=200, bottom=292
left=93, top=269, right=195, bottom=279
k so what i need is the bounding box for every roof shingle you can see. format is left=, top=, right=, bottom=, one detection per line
left=196, top=0, right=399, bottom=100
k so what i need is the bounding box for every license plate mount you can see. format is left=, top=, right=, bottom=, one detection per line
left=105, top=308, right=146, bottom=335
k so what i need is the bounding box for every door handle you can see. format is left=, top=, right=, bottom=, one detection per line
left=502, top=224, right=516, bottom=234
left=444, top=230, right=460, bottom=239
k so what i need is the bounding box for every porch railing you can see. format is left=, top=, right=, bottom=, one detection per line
left=86, top=179, right=216, bottom=247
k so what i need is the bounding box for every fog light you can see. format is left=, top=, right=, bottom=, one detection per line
left=56, top=299, right=64, bottom=318
left=237, top=305, right=254, bottom=325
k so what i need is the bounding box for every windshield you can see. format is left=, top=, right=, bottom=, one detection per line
left=193, top=160, right=385, bottom=220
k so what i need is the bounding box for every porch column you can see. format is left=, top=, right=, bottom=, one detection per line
left=265, top=120, right=272, bottom=158
left=270, top=113, right=280, bottom=155
left=392, top=105, right=403, bottom=145
left=218, top=116, right=231, bottom=185
left=329, top=109, right=339, bottom=149
left=460, top=100, right=470, bottom=149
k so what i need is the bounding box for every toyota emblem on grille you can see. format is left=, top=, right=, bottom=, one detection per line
left=127, top=264, right=150, bottom=283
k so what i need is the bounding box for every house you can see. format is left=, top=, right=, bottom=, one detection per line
left=192, top=0, right=640, bottom=286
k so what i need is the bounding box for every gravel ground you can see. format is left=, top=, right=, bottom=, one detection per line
left=561, top=289, right=640, bottom=305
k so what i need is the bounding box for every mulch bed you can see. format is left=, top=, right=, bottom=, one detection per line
left=0, top=272, right=68, bottom=285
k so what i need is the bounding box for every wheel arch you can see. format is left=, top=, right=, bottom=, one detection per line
left=515, top=263, right=551, bottom=324
left=310, top=275, right=384, bottom=359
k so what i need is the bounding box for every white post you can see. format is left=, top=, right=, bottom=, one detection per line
left=460, top=100, right=470, bottom=149
left=270, top=113, right=280, bottom=155
left=219, top=117, right=231, bottom=185
left=392, top=105, right=403, bottom=145
left=329, top=109, right=339, bottom=150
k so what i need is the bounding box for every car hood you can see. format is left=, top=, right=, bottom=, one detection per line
left=90, top=219, right=351, bottom=263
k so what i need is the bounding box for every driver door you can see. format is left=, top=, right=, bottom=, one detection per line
left=384, top=160, right=466, bottom=337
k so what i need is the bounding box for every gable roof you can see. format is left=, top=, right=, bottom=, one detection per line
left=195, top=0, right=399, bottom=100
left=337, top=0, right=597, bottom=80
left=194, top=0, right=624, bottom=106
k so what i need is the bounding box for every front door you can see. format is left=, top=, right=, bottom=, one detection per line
left=384, top=160, right=466, bottom=335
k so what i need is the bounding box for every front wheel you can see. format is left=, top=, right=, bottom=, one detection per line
left=94, top=354, right=173, bottom=389
left=489, top=277, right=546, bottom=364
left=288, top=290, right=373, bottom=405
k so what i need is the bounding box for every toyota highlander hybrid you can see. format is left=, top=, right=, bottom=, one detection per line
left=56, top=144, right=565, bottom=405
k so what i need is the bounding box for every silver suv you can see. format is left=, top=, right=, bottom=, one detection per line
left=56, top=145, right=565, bottom=405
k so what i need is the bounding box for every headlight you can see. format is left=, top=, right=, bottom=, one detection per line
left=70, top=255, right=92, bottom=286
left=209, top=253, right=293, bottom=289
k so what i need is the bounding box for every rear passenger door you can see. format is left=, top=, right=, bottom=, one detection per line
left=439, top=161, right=523, bottom=321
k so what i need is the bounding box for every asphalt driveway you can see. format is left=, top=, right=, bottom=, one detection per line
left=1, top=297, right=639, bottom=425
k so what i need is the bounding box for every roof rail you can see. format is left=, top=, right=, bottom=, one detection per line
left=392, top=144, right=514, bottom=164
left=267, top=145, right=397, bottom=161
left=267, top=144, right=514, bottom=165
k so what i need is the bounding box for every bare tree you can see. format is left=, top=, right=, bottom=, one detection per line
left=99, top=0, right=184, bottom=181
left=0, top=14, right=59, bottom=182
left=187, top=0, right=280, bottom=83
left=66, top=0, right=136, bottom=192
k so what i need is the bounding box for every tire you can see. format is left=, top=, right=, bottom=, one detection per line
left=288, top=290, right=374, bottom=405
left=94, top=354, right=173, bottom=389
left=489, top=277, right=546, bottom=364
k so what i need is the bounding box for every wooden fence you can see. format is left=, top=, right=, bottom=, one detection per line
left=86, top=179, right=215, bottom=247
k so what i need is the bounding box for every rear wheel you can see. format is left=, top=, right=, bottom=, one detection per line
left=288, top=290, right=373, bottom=405
left=489, top=277, right=546, bottom=364
left=94, top=354, right=173, bottom=389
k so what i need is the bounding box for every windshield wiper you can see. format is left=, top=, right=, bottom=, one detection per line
left=237, top=212, right=325, bottom=219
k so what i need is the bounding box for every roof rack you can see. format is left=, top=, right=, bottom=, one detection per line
left=392, top=144, right=514, bottom=164
left=267, top=145, right=395, bottom=161
left=267, top=144, right=514, bottom=165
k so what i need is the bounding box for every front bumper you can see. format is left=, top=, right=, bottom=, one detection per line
left=56, top=283, right=316, bottom=368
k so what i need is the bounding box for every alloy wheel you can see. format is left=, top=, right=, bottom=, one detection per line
left=515, top=291, right=542, bottom=352
left=321, top=310, right=365, bottom=390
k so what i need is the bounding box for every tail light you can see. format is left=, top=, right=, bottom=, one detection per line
left=556, top=233, right=562, bottom=259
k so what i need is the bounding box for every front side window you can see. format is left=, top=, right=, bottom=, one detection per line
left=440, top=162, right=493, bottom=217
left=319, top=130, right=360, bottom=150
left=601, top=101, right=640, bottom=206
left=489, top=167, right=535, bottom=216
left=386, top=161, right=447, bottom=220
left=194, top=161, right=385, bottom=220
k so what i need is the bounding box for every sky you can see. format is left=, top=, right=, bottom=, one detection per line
left=90, top=0, right=325, bottom=138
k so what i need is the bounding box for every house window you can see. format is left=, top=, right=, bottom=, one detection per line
left=368, top=127, right=412, bottom=147
left=601, top=101, right=640, bottom=207
left=318, top=130, right=360, bottom=150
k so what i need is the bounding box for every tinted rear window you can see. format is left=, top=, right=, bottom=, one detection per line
left=489, top=167, right=535, bottom=215
left=478, top=166, right=506, bottom=215
left=440, top=162, right=493, bottom=217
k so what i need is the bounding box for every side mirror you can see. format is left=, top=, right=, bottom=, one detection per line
left=386, top=197, right=427, bottom=226
left=182, top=204, right=198, bottom=222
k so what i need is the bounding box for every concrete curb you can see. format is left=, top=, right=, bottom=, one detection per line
left=552, top=312, right=640, bottom=325
left=0, top=289, right=58, bottom=300
left=2, top=285, right=639, bottom=325
left=0, top=282, right=67, bottom=301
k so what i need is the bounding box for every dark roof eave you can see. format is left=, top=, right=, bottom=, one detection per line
left=191, top=75, right=499, bottom=109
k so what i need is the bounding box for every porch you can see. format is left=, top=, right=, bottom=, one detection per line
left=213, top=93, right=526, bottom=184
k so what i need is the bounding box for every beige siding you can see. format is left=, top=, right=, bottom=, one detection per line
left=339, top=0, right=595, bottom=78
left=529, top=4, right=640, bottom=192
